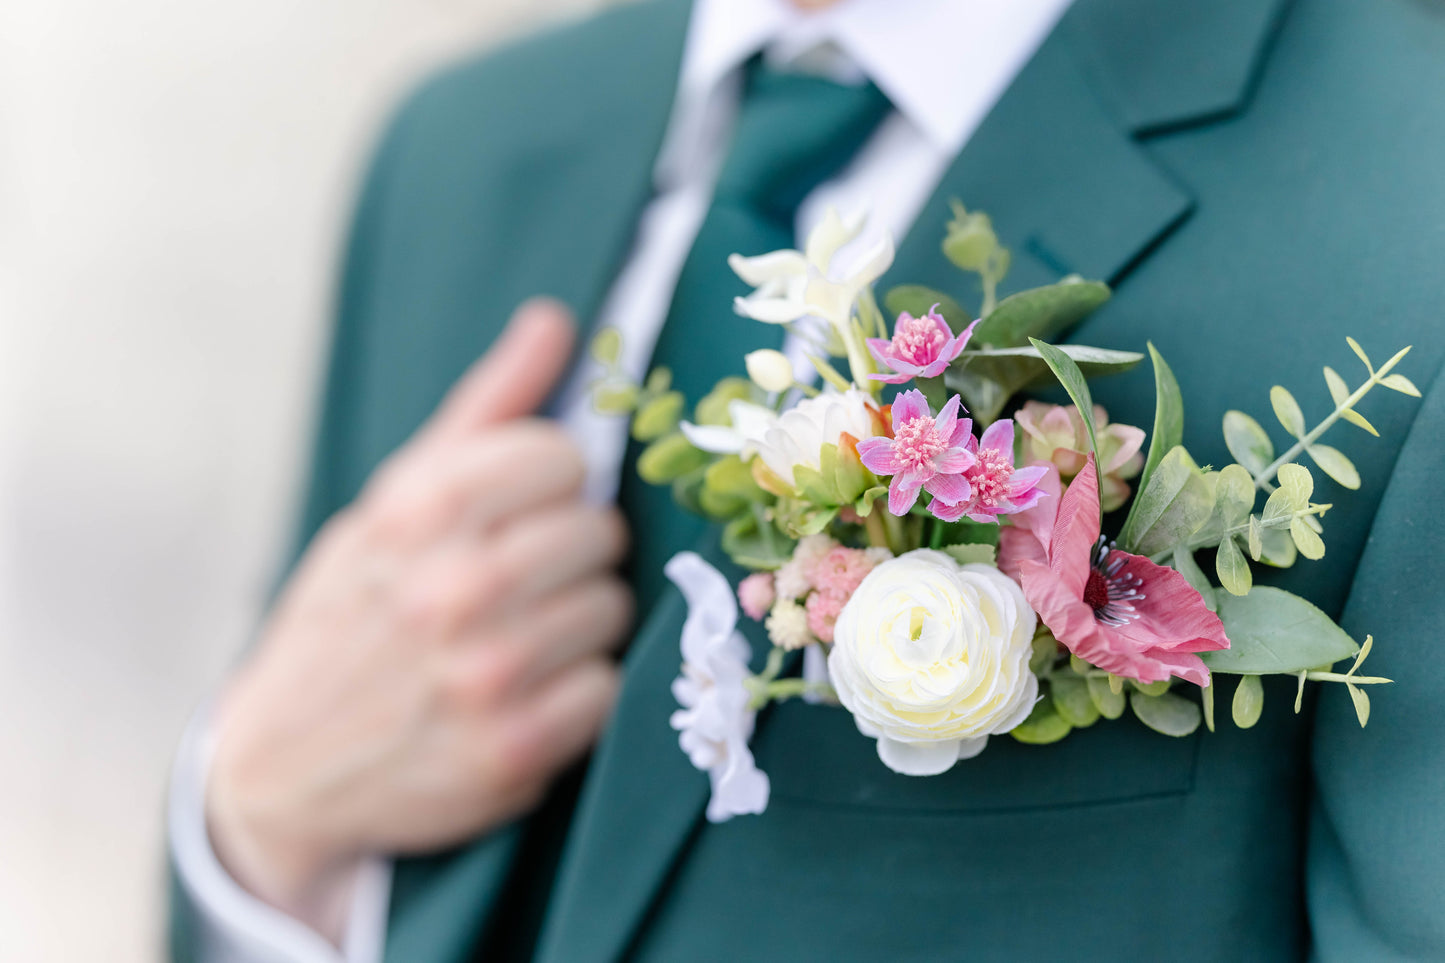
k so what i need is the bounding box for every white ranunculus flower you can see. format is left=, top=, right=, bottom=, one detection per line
left=828, top=550, right=1039, bottom=776
left=754, top=387, right=879, bottom=489
left=729, top=207, right=894, bottom=330
left=665, top=552, right=770, bottom=822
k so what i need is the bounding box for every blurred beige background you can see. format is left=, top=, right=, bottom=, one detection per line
left=0, top=0, right=621, bottom=958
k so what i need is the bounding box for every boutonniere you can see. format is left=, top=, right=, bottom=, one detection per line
left=592, top=204, right=1414, bottom=821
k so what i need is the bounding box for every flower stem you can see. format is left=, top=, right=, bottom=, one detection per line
left=762, top=678, right=838, bottom=703
left=863, top=506, right=890, bottom=549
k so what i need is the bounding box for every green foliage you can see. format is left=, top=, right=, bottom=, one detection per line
left=693, top=377, right=754, bottom=426
left=1270, top=385, right=1306, bottom=438
left=631, top=391, right=684, bottom=441
left=1140, top=344, right=1183, bottom=496
left=1130, top=690, right=1201, bottom=737
left=1307, top=443, right=1360, bottom=490
left=637, top=433, right=708, bottom=485
left=944, top=343, right=1142, bottom=425
left=883, top=286, right=970, bottom=330
left=1010, top=697, right=1072, bottom=745
left=942, top=543, right=997, bottom=566
left=970, top=277, right=1111, bottom=348
left=1086, top=674, right=1126, bottom=719
left=591, top=381, right=639, bottom=415
left=1215, top=536, right=1251, bottom=597
left=589, top=327, right=622, bottom=365
left=1029, top=338, right=1101, bottom=464
left=942, top=201, right=1004, bottom=273
left=1231, top=675, right=1264, bottom=728
left=720, top=512, right=795, bottom=571
left=1118, top=446, right=1213, bottom=557
left=1324, top=366, right=1378, bottom=436
left=1202, top=586, right=1359, bottom=674
left=1222, top=410, right=1275, bottom=476
left=1051, top=676, right=1099, bottom=728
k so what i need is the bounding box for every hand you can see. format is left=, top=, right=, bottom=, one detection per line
left=204, top=300, right=632, bottom=941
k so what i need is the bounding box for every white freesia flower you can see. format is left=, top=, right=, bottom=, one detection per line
left=828, top=550, right=1039, bottom=776
left=665, top=552, right=770, bottom=822
left=754, top=387, right=879, bottom=489
left=679, top=399, right=778, bottom=456
left=729, top=207, right=894, bottom=330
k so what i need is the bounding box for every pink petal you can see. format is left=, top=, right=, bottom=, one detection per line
left=929, top=498, right=969, bottom=523
left=948, top=416, right=975, bottom=448
left=1103, top=424, right=1147, bottom=475
left=1106, top=553, right=1230, bottom=655
left=978, top=419, right=1015, bottom=463
left=1045, top=455, right=1101, bottom=597
left=925, top=471, right=973, bottom=505
left=951, top=318, right=980, bottom=356
left=997, top=526, right=1047, bottom=582
left=856, top=436, right=901, bottom=475
left=931, top=447, right=976, bottom=475
left=866, top=370, right=914, bottom=384
left=934, top=395, right=962, bottom=440
left=865, top=337, right=893, bottom=358
left=888, top=471, right=926, bottom=516
left=1019, top=560, right=1099, bottom=649
left=891, top=389, right=929, bottom=425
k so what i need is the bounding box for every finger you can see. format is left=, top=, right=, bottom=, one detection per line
left=362, top=420, right=586, bottom=547
left=488, top=659, right=619, bottom=784
left=424, top=298, right=576, bottom=442
left=443, top=578, right=633, bottom=704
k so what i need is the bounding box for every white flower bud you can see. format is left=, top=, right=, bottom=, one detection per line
left=744, top=349, right=796, bottom=393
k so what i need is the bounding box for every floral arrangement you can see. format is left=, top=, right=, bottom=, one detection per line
left=592, top=204, right=1415, bottom=821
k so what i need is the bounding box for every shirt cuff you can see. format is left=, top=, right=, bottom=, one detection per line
left=168, top=702, right=393, bottom=963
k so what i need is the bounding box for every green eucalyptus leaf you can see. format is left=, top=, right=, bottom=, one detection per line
left=637, top=433, right=708, bottom=485
left=589, top=327, right=622, bottom=365
left=1277, top=463, right=1314, bottom=510
left=1322, top=366, right=1350, bottom=408
left=1010, top=698, right=1073, bottom=745
left=1231, top=674, right=1264, bottom=728
left=1256, top=524, right=1298, bottom=568
left=883, top=286, right=971, bottom=331
left=1029, top=629, right=1059, bottom=676
left=1261, top=488, right=1294, bottom=525
left=1270, top=386, right=1306, bottom=438
left=1132, top=679, right=1171, bottom=697
left=1215, top=535, right=1252, bottom=597
left=1087, top=674, right=1126, bottom=719
left=1215, top=464, right=1257, bottom=528
left=1247, top=515, right=1263, bottom=561
left=1222, top=411, right=1275, bottom=477
left=1348, top=684, right=1372, bottom=726
left=1307, top=444, right=1360, bottom=490
left=972, top=276, right=1111, bottom=348
left=694, top=377, right=754, bottom=426
left=645, top=367, right=672, bottom=394
left=1346, top=336, right=1373, bottom=372
left=1051, top=676, right=1100, bottom=728
left=1130, top=690, right=1202, bottom=737
left=1381, top=373, right=1421, bottom=396
left=720, top=513, right=795, bottom=571
left=631, top=391, right=685, bottom=442
left=1202, top=680, right=1216, bottom=732
left=1290, top=516, right=1326, bottom=559
left=1203, top=586, right=1359, bottom=674
left=1340, top=406, right=1379, bottom=436
left=592, top=381, right=640, bottom=414
left=1118, top=446, right=1213, bottom=557
left=1140, top=343, right=1184, bottom=497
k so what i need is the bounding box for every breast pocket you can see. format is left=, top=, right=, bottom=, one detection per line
left=752, top=698, right=1200, bottom=814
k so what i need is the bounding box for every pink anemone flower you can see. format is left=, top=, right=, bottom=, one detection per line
left=1001, top=455, right=1229, bottom=687
left=856, top=390, right=976, bottom=517
left=866, top=307, right=976, bottom=384
left=930, top=419, right=1051, bottom=523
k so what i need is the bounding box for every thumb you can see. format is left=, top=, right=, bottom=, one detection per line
left=426, top=298, right=577, bottom=439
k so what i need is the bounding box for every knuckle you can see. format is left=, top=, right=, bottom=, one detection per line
left=452, top=642, right=526, bottom=706
left=509, top=420, right=586, bottom=490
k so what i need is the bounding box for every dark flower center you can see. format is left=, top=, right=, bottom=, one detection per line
left=1087, top=536, right=1146, bottom=626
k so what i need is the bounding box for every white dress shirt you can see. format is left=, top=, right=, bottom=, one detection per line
left=168, top=1, right=1074, bottom=960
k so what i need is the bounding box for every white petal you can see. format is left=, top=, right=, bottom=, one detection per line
left=954, top=735, right=990, bottom=761
left=848, top=232, right=896, bottom=288
left=729, top=249, right=807, bottom=286
left=876, top=737, right=964, bottom=776
left=803, top=276, right=857, bottom=329
left=734, top=294, right=809, bottom=324
left=679, top=421, right=743, bottom=454
left=805, top=206, right=866, bottom=269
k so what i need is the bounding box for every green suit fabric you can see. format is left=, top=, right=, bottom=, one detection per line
left=170, top=0, right=1445, bottom=959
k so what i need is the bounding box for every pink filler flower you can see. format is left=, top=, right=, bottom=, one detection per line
left=866, top=307, right=976, bottom=384
left=930, top=419, right=1050, bottom=523
left=856, top=390, right=976, bottom=518
left=998, top=455, right=1229, bottom=686
left=736, top=572, right=776, bottom=621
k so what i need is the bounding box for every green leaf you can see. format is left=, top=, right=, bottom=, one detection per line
left=590, top=327, right=622, bottom=365
left=1118, top=446, right=1213, bottom=557
left=1215, top=535, right=1252, bottom=596
left=719, top=513, right=795, bottom=570
left=943, top=543, right=997, bottom=566
left=1222, top=411, right=1275, bottom=477
left=1247, top=516, right=1263, bottom=561
left=792, top=463, right=841, bottom=507
left=1261, top=488, right=1294, bottom=525
left=1231, top=674, right=1264, bottom=728
left=1087, top=674, right=1126, bottom=720
left=1202, top=680, right=1216, bottom=732
left=1347, top=684, right=1371, bottom=727
left=1290, top=516, right=1326, bottom=559
left=645, top=367, right=672, bottom=393
left=1323, top=366, right=1350, bottom=408
left=1029, top=630, right=1058, bottom=676
left=1256, top=524, right=1298, bottom=568
left=1130, top=690, right=1202, bottom=737
left=1028, top=339, right=1101, bottom=465
left=853, top=485, right=889, bottom=516
left=1140, top=343, right=1184, bottom=497
left=637, top=433, right=708, bottom=485
left=1340, top=407, right=1379, bottom=436
left=631, top=391, right=684, bottom=442
left=971, top=277, right=1111, bottom=348
left=945, top=344, right=1142, bottom=426
left=1381, top=373, right=1421, bottom=396
left=1051, top=676, right=1100, bottom=728
left=1307, top=444, right=1360, bottom=490
left=1132, top=678, right=1171, bottom=697
left=1277, top=463, right=1314, bottom=510
left=1270, top=385, right=1306, bottom=438
left=942, top=202, right=1001, bottom=273
left=882, top=286, right=971, bottom=331
left=1010, top=699, right=1073, bottom=745
left=1346, top=336, right=1373, bottom=373
left=1202, top=586, right=1359, bottom=674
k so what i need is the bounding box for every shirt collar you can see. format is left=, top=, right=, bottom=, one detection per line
left=682, top=0, right=1076, bottom=156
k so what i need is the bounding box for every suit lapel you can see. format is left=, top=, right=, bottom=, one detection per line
left=535, top=3, right=1291, bottom=961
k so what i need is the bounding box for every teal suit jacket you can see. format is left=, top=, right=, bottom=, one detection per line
left=172, top=0, right=1445, bottom=959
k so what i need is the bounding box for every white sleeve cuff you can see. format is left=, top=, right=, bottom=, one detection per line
left=168, top=702, right=394, bottom=963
